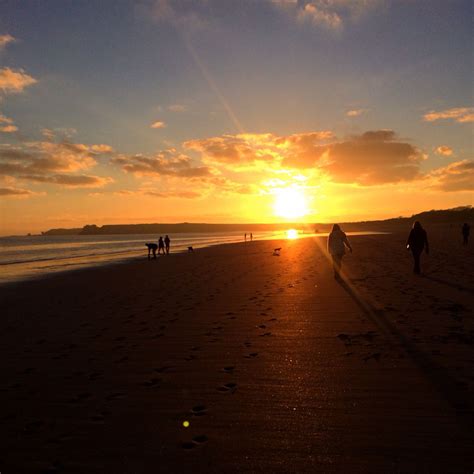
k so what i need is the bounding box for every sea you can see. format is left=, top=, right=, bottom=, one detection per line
left=0, top=230, right=381, bottom=285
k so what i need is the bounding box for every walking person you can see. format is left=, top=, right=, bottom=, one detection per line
left=462, top=223, right=470, bottom=246
left=250, top=232, right=253, bottom=241
left=327, top=224, right=352, bottom=279
left=164, top=235, right=171, bottom=254
left=244, top=233, right=247, bottom=242
left=158, top=236, right=165, bottom=255
left=406, top=221, right=429, bottom=275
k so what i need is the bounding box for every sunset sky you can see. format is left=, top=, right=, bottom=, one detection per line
left=0, top=0, right=472, bottom=235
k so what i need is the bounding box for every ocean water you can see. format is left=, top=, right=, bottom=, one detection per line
left=0, top=230, right=288, bottom=284
left=0, top=230, right=383, bottom=284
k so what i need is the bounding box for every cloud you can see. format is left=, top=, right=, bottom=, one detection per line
left=18, top=174, right=113, bottom=188
left=319, top=130, right=424, bottom=185
left=298, top=3, right=342, bottom=29
left=112, top=149, right=213, bottom=178
left=187, top=129, right=424, bottom=186
left=346, top=108, right=366, bottom=117
left=0, top=34, right=15, bottom=51
left=435, top=145, right=453, bottom=157
left=90, top=144, right=114, bottom=153
left=0, top=124, right=17, bottom=133
left=146, top=0, right=209, bottom=31
left=429, top=160, right=474, bottom=192
left=144, top=190, right=201, bottom=198
left=185, top=133, right=295, bottom=168
left=168, top=104, right=187, bottom=112
left=0, top=113, right=18, bottom=132
left=0, top=140, right=114, bottom=188
left=423, top=107, right=474, bottom=124
left=0, top=186, right=35, bottom=197
left=151, top=120, right=166, bottom=129
left=272, top=0, right=381, bottom=29
left=0, top=67, right=37, bottom=95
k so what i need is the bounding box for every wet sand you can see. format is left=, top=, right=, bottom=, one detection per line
left=0, top=229, right=473, bottom=473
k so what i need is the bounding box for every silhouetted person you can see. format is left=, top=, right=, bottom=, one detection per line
left=244, top=233, right=247, bottom=242
left=250, top=232, right=253, bottom=241
left=462, top=223, right=470, bottom=245
left=164, top=235, right=171, bottom=254
left=327, top=224, right=352, bottom=279
left=158, top=236, right=165, bottom=255
left=406, top=221, right=429, bottom=275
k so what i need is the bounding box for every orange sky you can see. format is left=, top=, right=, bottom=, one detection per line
left=0, top=1, right=472, bottom=235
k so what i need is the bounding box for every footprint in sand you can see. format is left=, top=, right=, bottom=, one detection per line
left=223, top=366, right=235, bottom=373
left=154, top=365, right=174, bottom=373
left=143, top=377, right=161, bottom=387
left=259, top=332, right=272, bottom=337
left=244, top=352, right=258, bottom=358
left=182, top=435, right=209, bottom=450
left=191, top=405, right=207, bottom=416
left=363, top=353, right=381, bottom=362
left=106, top=392, right=126, bottom=401
left=217, top=382, right=237, bottom=393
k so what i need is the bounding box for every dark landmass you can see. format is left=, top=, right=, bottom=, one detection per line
left=41, top=206, right=473, bottom=236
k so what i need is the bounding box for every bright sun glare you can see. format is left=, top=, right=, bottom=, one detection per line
left=273, top=188, right=309, bottom=219
left=286, top=229, right=299, bottom=239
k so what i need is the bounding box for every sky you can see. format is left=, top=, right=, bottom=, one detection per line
left=0, top=0, right=472, bottom=235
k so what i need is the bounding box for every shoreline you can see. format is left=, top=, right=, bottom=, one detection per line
left=0, top=231, right=389, bottom=287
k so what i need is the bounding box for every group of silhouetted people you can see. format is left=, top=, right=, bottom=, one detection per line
left=327, top=221, right=470, bottom=279
left=157, top=235, right=171, bottom=255
left=244, top=233, right=253, bottom=242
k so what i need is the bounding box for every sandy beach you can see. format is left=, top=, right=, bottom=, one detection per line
left=0, top=229, right=472, bottom=473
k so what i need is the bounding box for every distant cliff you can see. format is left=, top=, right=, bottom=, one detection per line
left=40, top=206, right=473, bottom=236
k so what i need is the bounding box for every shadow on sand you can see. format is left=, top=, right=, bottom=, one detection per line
left=423, top=275, right=474, bottom=295
left=336, top=274, right=473, bottom=430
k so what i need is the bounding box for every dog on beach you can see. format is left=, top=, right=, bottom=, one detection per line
left=188, top=246, right=194, bottom=253
left=273, top=247, right=281, bottom=256
left=146, top=243, right=158, bottom=259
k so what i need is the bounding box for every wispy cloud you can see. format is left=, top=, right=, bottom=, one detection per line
left=112, top=149, right=212, bottom=178
left=428, top=160, right=474, bottom=192
left=272, top=0, right=382, bottom=30
left=168, top=104, right=187, bottom=112
left=0, top=186, right=35, bottom=197
left=435, top=145, right=453, bottom=157
left=0, top=114, right=18, bottom=133
left=0, top=34, right=15, bottom=51
left=0, top=140, right=114, bottom=189
left=346, top=108, right=366, bottom=117
left=423, top=107, right=474, bottom=124
left=0, top=67, right=37, bottom=95
left=150, top=120, right=166, bottom=129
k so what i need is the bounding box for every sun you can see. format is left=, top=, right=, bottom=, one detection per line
left=273, top=188, right=309, bottom=219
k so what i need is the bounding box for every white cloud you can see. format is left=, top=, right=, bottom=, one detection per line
left=151, top=120, right=166, bottom=129
left=435, top=145, right=453, bottom=157
left=423, top=107, right=474, bottom=124
left=346, top=108, right=366, bottom=117
left=0, top=67, right=37, bottom=95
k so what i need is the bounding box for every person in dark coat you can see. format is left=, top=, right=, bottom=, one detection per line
left=158, top=236, right=165, bottom=255
left=164, top=235, right=171, bottom=254
left=327, top=224, right=352, bottom=279
left=406, top=221, right=429, bottom=274
left=462, top=223, right=470, bottom=245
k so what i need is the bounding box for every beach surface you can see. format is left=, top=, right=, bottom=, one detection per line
left=0, top=229, right=472, bottom=473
